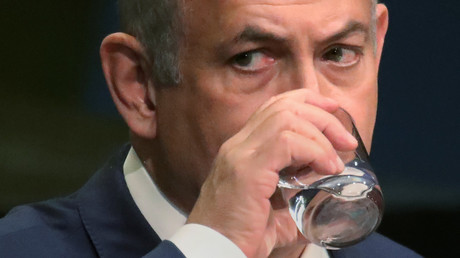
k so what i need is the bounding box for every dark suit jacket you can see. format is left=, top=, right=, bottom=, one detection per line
left=0, top=145, right=421, bottom=257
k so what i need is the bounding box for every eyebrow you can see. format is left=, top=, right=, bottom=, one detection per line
left=215, top=21, right=370, bottom=58
left=233, top=26, right=288, bottom=45
left=214, top=25, right=288, bottom=60
left=233, top=21, right=369, bottom=45
left=322, top=21, right=370, bottom=45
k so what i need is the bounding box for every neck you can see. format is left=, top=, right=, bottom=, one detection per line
left=131, top=136, right=200, bottom=214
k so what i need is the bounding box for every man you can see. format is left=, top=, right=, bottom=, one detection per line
left=0, top=0, right=420, bottom=257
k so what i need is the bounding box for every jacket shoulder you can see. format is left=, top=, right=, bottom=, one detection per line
left=0, top=196, right=96, bottom=257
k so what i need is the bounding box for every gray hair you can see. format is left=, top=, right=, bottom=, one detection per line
left=119, top=0, right=379, bottom=87
left=371, top=0, right=378, bottom=53
left=118, top=0, right=183, bottom=86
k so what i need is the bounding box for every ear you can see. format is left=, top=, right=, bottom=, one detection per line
left=375, top=4, right=389, bottom=68
left=100, top=33, right=157, bottom=139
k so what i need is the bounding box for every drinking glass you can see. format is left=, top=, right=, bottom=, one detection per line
left=277, top=108, right=384, bottom=249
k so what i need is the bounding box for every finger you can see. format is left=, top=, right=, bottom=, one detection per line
left=250, top=130, right=342, bottom=175
left=244, top=97, right=357, bottom=151
left=242, top=110, right=345, bottom=172
left=239, top=89, right=338, bottom=139
left=256, top=89, right=339, bottom=116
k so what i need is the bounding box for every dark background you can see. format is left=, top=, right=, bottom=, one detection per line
left=1, top=1, right=459, bottom=257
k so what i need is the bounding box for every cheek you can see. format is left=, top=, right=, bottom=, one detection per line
left=326, top=74, right=377, bottom=152
left=192, top=91, right=261, bottom=152
left=189, top=68, right=285, bottom=148
left=346, top=85, right=377, bottom=152
left=322, top=60, right=378, bottom=151
left=356, top=100, right=377, bottom=153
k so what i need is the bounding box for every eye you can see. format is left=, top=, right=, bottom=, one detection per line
left=232, top=50, right=275, bottom=72
left=322, top=46, right=361, bottom=67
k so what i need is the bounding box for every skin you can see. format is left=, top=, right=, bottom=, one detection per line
left=100, top=0, right=389, bottom=257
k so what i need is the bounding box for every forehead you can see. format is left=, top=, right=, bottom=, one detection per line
left=182, top=0, right=372, bottom=36
left=183, top=0, right=371, bottom=15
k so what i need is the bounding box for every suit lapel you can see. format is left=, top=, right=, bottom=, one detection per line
left=77, top=145, right=162, bottom=257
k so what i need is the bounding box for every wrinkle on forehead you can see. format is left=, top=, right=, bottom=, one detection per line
left=227, top=0, right=318, bottom=6
left=186, top=0, right=317, bottom=12
left=186, top=0, right=370, bottom=16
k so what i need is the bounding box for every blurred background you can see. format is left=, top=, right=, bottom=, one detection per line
left=1, top=0, right=459, bottom=256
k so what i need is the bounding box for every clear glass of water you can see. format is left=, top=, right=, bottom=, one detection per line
left=277, top=108, right=384, bottom=249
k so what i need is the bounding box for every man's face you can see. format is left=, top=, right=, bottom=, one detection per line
left=154, top=0, right=380, bottom=191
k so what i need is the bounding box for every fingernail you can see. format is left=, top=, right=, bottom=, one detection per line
left=336, top=156, right=345, bottom=172
left=347, top=133, right=358, bottom=146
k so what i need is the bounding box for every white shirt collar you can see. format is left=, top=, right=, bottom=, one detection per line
left=123, top=147, right=187, bottom=240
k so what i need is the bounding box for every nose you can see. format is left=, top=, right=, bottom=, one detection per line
left=294, top=58, right=320, bottom=92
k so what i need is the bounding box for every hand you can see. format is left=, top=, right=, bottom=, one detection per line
left=187, top=89, right=358, bottom=257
